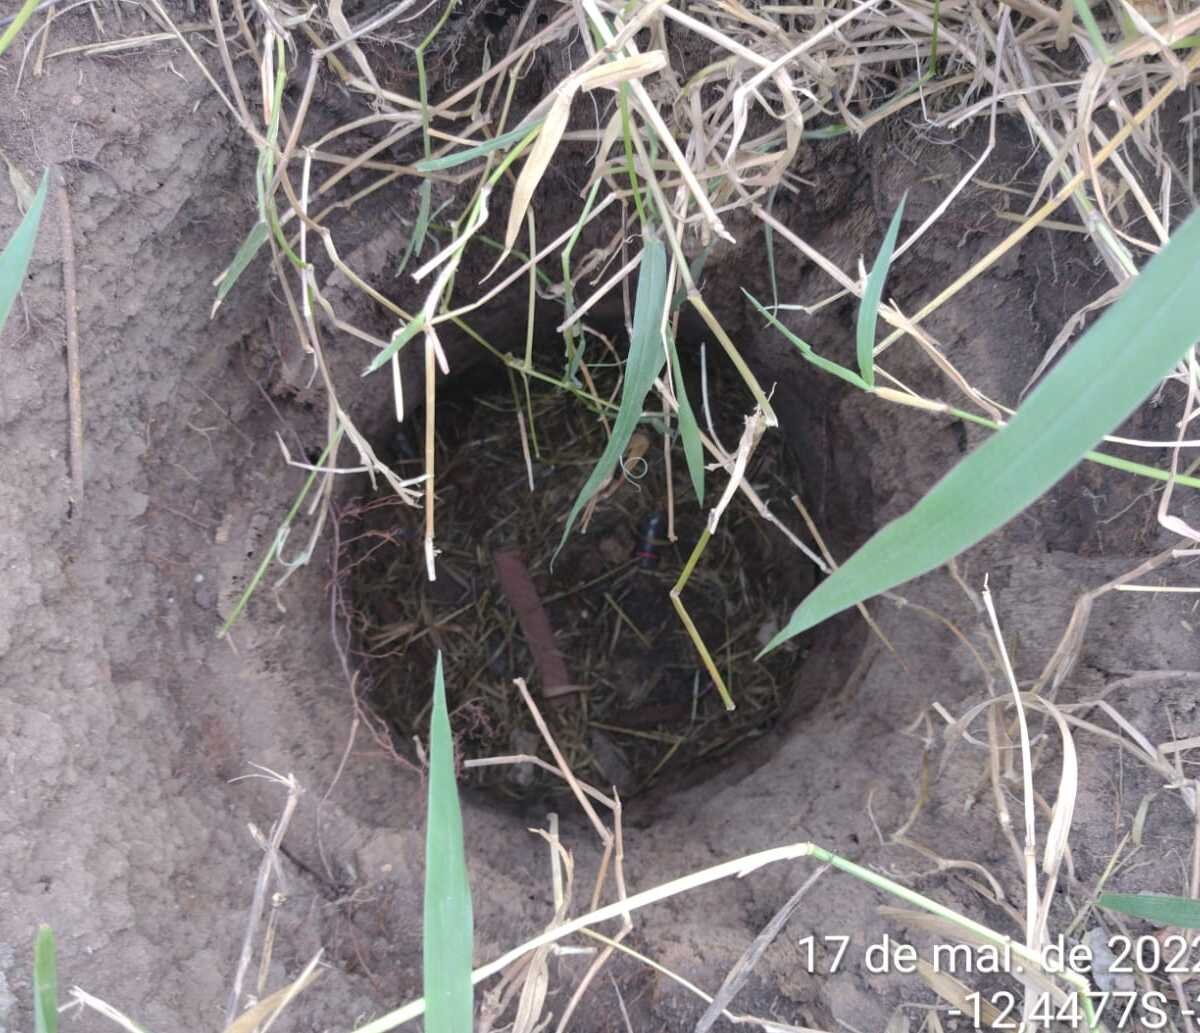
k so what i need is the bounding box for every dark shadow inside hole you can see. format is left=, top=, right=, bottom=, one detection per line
left=340, top=335, right=822, bottom=805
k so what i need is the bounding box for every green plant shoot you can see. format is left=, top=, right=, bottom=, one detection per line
left=424, top=652, right=474, bottom=1033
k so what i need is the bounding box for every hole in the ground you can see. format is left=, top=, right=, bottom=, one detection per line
left=340, top=339, right=821, bottom=801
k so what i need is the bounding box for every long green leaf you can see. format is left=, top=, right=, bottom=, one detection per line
left=397, top=180, right=433, bottom=275
left=668, top=334, right=704, bottom=504
left=0, top=0, right=40, bottom=57
left=424, top=653, right=474, bottom=1033
left=1099, top=887, right=1200, bottom=926
left=857, top=196, right=905, bottom=389
left=561, top=181, right=603, bottom=385
left=802, top=124, right=852, bottom=140
left=414, top=123, right=542, bottom=173
left=33, top=924, right=57, bottom=1033
left=764, top=210, right=1200, bottom=652
left=212, top=221, right=268, bottom=314
left=745, top=290, right=868, bottom=390
left=1099, top=892, right=1200, bottom=929
left=0, top=169, right=48, bottom=335
left=764, top=186, right=780, bottom=315
left=557, top=237, right=669, bottom=554
left=1071, top=0, right=1112, bottom=62
left=363, top=313, right=426, bottom=376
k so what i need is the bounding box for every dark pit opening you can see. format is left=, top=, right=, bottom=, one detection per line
left=340, top=338, right=820, bottom=800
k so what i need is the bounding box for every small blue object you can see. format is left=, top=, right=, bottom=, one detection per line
left=634, top=512, right=666, bottom=569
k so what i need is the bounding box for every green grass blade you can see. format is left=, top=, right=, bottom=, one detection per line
left=0, top=169, right=48, bottom=335
left=764, top=185, right=779, bottom=315
left=744, top=290, right=869, bottom=390
left=1071, top=0, right=1112, bottom=62
left=363, top=313, right=426, bottom=375
left=1099, top=892, right=1200, bottom=929
left=561, top=180, right=603, bottom=384
left=557, top=238, right=669, bottom=555
left=764, top=209, right=1200, bottom=652
left=33, top=924, right=58, bottom=1033
left=950, top=403, right=1200, bottom=489
left=424, top=652, right=474, bottom=1033
left=668, top=334, right=704, bottom=504
left=618, top=86, right=649, bottom=228
left=857, top=196, right=905, bottom=389
left=212, top=220, right=268, bottom=313
left=405, top=0, right=457, bottom=269
left=217, top=429, right=342, bottom=638
left=802, top=124, right=851, bottom=140
left=397, top=180, right=432, bottom=275
left=414, top=123, right=541, bottom=173
left=0, top=0, right=40, bottom=57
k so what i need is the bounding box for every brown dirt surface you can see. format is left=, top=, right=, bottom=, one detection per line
left=1, top=4, right=1198, bottom=1033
